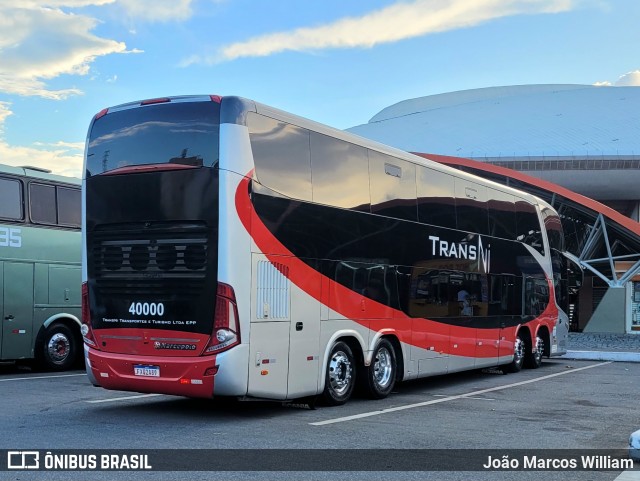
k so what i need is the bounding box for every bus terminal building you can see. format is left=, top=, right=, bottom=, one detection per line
left=348, top=84, right=640, bottom=334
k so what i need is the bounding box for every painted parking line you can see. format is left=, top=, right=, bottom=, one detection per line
left=0, top=373, right=86, bottom=382
left=86, top=393, right=164, bottom=404
left=432, top=394, right=495, bottom=401
left=311, top=361, right=612, bottom=426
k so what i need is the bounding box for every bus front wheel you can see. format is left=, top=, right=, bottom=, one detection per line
left=362, top=338, right=396, bottom=399
left=39, top=323, right=78, bottom=371
left=322, top=341, right=356, bottom=406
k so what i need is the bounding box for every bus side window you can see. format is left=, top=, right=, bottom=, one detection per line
left=417, top=167, right=456, bottom=229
left=542, top=207, right=565, bottom=252
left=310, top=132, right=370, bottom=212
left=0, top=177, right=23, bottom=220
left=515, top=200, right=544, bottom=254
left=368, top=150, right=417, bottom=222
left=29, top=183, right=57, bottom=224
left=57, top=187, right=81, bottom=227
left=247, top=113, right=312, bottom=202
left=455, top=179, right=489, bottom=235
left=488, top=189, right=516, bottom=240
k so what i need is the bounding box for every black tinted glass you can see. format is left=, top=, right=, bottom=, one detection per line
left=417, top=167, right=456, bottom=229
left=368, top=150, right=417, bottom=221
left=516, top=200, right=544, bottom=254
left=488, top=190, right=516, bottom=239
left=86, top=101, right=220, bottom=176
left=0, top=177, right=22, bottom=220
left=310, top=132, right=370, bottom=211
left=57, top=187, right=81, bottom=227
left=542, top=207, right=564, bottom=251
left=248, top=113, right=312, bottom=201
left=30, top=183, right=56, bottom=224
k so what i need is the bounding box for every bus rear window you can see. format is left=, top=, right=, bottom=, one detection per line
left=86, top=101, right=220, bottom=176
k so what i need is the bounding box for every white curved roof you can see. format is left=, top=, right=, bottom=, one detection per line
left=348, top=84, right=640, bottom=159
left=347, top=84, right=640, bottom=200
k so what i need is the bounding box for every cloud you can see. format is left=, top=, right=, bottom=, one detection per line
left=0, top=3, right=134, bottom=99
left=116, top=0, right=193, bottom=22
left=0, top=104, right=83, bottom=177
left=0, top=140, right=84, bottom=177
left=0, top=1, right=116, bottom=7
left=0, top=101, right=12, bottom=133
left=593, top=70, right=640, bottom=87
left=615, top=70, right=640, bottom=86
left=185, top=0, right=576, bottom=65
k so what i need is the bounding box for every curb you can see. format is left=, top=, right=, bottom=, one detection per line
left=561, top=351, right=640, bottom=363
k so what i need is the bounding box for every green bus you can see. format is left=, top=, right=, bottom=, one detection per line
left=0, top=164, right=81, bottom=370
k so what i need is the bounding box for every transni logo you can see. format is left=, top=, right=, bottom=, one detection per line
left=153, top=342, right=197, bottom=350
left=428, top=234, right=491, bottom=273
left=8, top=451, right=39, bottom=470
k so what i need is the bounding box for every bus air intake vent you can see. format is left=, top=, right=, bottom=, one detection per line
left=90, top=221, right=210, bottom=298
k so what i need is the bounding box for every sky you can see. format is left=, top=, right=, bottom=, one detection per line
left=0, top=0, right=639, bottom=178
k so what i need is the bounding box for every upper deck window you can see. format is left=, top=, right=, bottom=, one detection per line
left=516, top=199, right=544, bottom=254
left=248, top=113, right=312, bottom=201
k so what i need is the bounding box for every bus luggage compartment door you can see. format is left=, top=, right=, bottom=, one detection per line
left=1, top=262, right=34, bottom=360
left=247, top=258, right=291, bottom=399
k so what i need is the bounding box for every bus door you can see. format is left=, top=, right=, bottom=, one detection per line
left=247, top=256, right=320, bottom=399
left=1, top=262, right=34, bottom=360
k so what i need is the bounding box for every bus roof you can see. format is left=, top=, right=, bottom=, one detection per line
left=238, top=97, right=548, bottom=208
left=0, top=163, right=80, bottom=186
left=92, top=94, right=548, bottom=208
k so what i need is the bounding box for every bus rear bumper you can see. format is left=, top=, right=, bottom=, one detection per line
left=87, top=348, right=217, bottom=398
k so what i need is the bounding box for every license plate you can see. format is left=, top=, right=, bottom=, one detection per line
left=133, top=365, right=160, bottom=377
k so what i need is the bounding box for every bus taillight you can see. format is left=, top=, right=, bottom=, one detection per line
left=81, top=282, right=97, bottom=348
left=204, top=283, right=240, bottom=354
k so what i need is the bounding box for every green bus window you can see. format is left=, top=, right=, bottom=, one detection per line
left=0, top=177, right=22, bottom=220
left=57, top=187, right=81, bottom=227
left=30, top=183, right=57, bottom=224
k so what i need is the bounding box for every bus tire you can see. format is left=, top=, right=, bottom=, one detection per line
left=322, top=341, right=356, bottom=406
left=362, top=338, right=396, bottom=399
left=503, top=334, right=525, bottom=373
left=525, top=334, right=544, bottom=369
left=38, top=323, right=78, bottom=371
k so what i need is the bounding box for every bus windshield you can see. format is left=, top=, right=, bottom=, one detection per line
left=86, top=101, right=220, bottom=176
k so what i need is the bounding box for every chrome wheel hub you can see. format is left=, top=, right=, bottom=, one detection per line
left=328, top=351, right=352, bottom=396
left=47, top=333, right=70, bottom=364
left=513, top=337, right=524, bottom=365
left=373, top=347, right=393, bottom=388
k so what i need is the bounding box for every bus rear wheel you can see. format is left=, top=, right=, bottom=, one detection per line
left=503, top=334, right=525, bottom=373
left=322, top=341, right=356, bottom=406
left=361, top=338, right=396, bottom=399
left=525, top=334, right=544, bottom=369
left=38, top=324, right=78, bottom=371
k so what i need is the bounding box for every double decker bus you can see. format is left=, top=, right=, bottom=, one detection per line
left=0, top=164, right=81, bottom=370
left=82, top=95, right=569, bottom=405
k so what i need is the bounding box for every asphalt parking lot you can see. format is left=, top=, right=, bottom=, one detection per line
left=1, top=359, right=638, bottom=481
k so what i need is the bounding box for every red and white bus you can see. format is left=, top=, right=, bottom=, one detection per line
left=82, top=95, right=569, bottom=405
